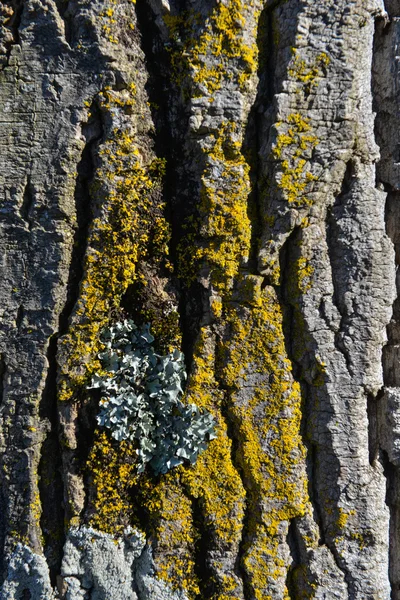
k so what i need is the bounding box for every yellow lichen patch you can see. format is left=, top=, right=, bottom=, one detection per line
left=260, top=49, right=331, bottom=276
left=288, top=49, right=330, bottom=94
left=296, top=256, right=314, bottom=293
left=336, top=508, right=350, bottom=530
left=164, top=0, right=259, bottom=96
left=148, top=331, right=246, bottom=599
left=141, top=472, right=200, bottom=598
left=58, top=111, right=169, bottom=403
left=336, top=508, right=356, bottom=533
left=87, top=430, right=139, bottom=535
left=179, top=122, right=252, bottom=295
left=218, top=278, right=308, bottom=598
left=182, top=426, right=245, bottom=546
left=350, top=531, right=365, bottom=550
left=268, top=50, right=330, bottom=213
left=30, top=483, right=44, bottom=547
left=99, top=0, right=119, bottom=44
left=272, top=113, right=318, bottom=207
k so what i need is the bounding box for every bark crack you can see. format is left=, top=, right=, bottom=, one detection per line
left=61, top=100, right=103, bottom=331
left=16, top=305, right=24, bottom=330
left=215, top=381, right=254, bottom=600
left=325, top=161, right=358, bottom=378
left=285, top=518, right=301, bottom=600
left=20, top=177, right=35, bottom=231
left=0, top=354, right=7, bottom=408
left=130, top=5, right=210, bottom=597
left=278, top=227, right=351, bottom=591
left=38, top=334, right=64, bottom=585
left=373, top=10, right=400, bottom=596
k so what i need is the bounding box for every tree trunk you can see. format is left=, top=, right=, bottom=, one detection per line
left=0, top=0, right=398, bottom=598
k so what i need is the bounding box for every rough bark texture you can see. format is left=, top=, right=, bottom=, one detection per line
left=0, top=0, right=398, bottom=598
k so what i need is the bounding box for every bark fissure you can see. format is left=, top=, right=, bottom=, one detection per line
left=16, top=305, right=24, bottom=330
left=308, top=443, right=325, bottom=546
left=382, top=450, right=400, bottom=600
left=132, top=5, right=212, bottom=596
left=189, top=494, right=215, bottom=600
left=0, top=355, right=6, bottom=408
left=373, top=9, right=400, bottom=596
left=62, top=103, right=103, bottom=330
left=277, top=238, right=329, bottom=566
left=20, top=177, right=34, bottom=231
left=381, top=189, right=400, bottom=596
left=367, top=390, right=381, bottom=466
left=325, top=163, right=358, bottom=379
left=278, top=226, right=351, bottom=589
left=242, top=2, right=277, bottom=273
left=132, top=0, right=201, bottom=370
left=38, top=334, right=65, bottom=585
left=285, top=519, right=301, bottom=600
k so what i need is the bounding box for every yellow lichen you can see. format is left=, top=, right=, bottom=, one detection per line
left=272, top=113, right=318, bottom=207
left=87, top=430, right=139, bottom=535
left=181, top=341, right=246, bottom=545
left=167, top=28, right=310, bottom=593
left=58, top=89, right=169, bottom=403
left=141, top=472, right=200, bottom=598
left=135, top=328, right=246, bottom=599
left=218, top=278, right=308, bottom=597
left=296, top=256, right=314, bottom=293
left=71, top=8, right=314, bottom=599
left=336, top=508, right=356, bottom=532
left=178, top=122, right=252, bottom=295
left=99, top=0, right=119, bottom=44
left=164, top=0, right=259, bottom=97
left=288, top=49, right=330, bottom=95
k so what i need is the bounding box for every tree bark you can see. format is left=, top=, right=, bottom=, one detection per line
left=0, top=0, right=398, bottom=598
